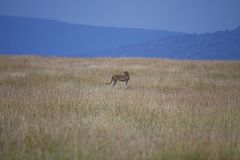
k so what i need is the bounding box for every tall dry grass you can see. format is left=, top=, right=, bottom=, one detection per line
left=0, top=55, right=240, bottom=160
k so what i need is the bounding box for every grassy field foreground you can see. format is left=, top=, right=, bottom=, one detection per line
left=0, top=55, right=240, bottom=160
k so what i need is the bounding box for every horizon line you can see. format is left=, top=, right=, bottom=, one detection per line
left=1, top=14, right=238, bottom=34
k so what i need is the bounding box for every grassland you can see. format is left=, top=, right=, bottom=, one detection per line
left=0, top=55, right=239, bottom=160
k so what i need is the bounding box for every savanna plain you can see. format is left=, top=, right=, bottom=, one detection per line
left=0, top=55, right=240, bottom=160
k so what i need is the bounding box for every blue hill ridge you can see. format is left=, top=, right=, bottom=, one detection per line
left=0, top=15, right=239, bottom=60
left=0, top=15, right=182, bottom=57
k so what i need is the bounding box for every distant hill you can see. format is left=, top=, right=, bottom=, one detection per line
left=1, top=16, right=239, bottom=60
left=100, top=26, right=240, bottom=60
left=0, top=15, right=183, bottom=57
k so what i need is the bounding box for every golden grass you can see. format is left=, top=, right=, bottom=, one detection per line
left=0, top=55, right=240, bottom=160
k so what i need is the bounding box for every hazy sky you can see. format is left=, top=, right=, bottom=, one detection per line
left=0, top=0, right=240, bottom=33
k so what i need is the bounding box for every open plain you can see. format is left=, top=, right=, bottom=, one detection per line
left=0, top=55, right=239, bottom=160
